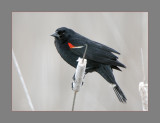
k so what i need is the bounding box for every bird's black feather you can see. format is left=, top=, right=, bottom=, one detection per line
left=51, top=27, right=127, bottom=103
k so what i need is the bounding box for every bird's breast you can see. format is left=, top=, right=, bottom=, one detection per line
left=54, top=40, right=78, bottom=68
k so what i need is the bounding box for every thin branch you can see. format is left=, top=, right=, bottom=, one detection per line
left=72, top=45, right=88, bottom=111
left=141, top=48, right=146, bottom=82
left=12, top=49, right=35, bottom=111
left=139, top=48, right=148, bottom=111
left=72, top=91, right=77, bottom=111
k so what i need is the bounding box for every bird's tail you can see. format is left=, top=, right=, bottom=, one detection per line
left=96, top=65, right=127, bottom=103
left=113, top=84, right=127, bottom=103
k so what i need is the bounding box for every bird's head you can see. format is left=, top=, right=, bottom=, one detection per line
left=51, top=27, right=75, bottom=42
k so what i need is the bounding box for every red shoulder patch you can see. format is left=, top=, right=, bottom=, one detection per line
left=68, top=42, right=75, bottom=48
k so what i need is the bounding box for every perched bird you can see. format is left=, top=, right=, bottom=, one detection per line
left=51, top=27, right=127, bottom=103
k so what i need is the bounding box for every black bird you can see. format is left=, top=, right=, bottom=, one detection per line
left=51, top=27, right=127, bottom=103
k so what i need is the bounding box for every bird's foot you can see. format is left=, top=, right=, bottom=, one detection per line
left=71, top=82, right=84, bottom=90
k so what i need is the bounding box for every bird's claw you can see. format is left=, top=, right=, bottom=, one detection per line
left=71, top=82, right=84, bottom=90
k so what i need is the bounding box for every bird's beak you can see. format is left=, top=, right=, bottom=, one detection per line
left=51, top=32, right=59, bottom=38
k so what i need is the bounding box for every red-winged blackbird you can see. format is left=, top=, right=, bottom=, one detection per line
left=51, top=27, right=127, bottom=103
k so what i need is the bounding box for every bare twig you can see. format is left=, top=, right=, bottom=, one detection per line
left=72, top=44, right=88, bottom=111
left=72, top=91, right=77, bottom=111
left=12, top=49, right=35, bottom=111
left=141, top=48, right=146, bottom=82
left=139, top=48, right=148, bottom=111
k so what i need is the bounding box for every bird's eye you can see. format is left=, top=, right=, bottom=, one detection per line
left=57, top=31, right=62, bottom=35
left=57, top=31, right=65, bottom=36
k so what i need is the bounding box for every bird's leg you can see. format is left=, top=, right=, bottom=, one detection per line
left=72, top=73, right=75, bottom=81
left=71, top=74, right=75, bottom=89
left=71, top=73, right=85, bottom=90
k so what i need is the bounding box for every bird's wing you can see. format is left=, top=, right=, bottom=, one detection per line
left=88, top=40, right=120, bottom=55
left=68, top=38, right=126, bottom=68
